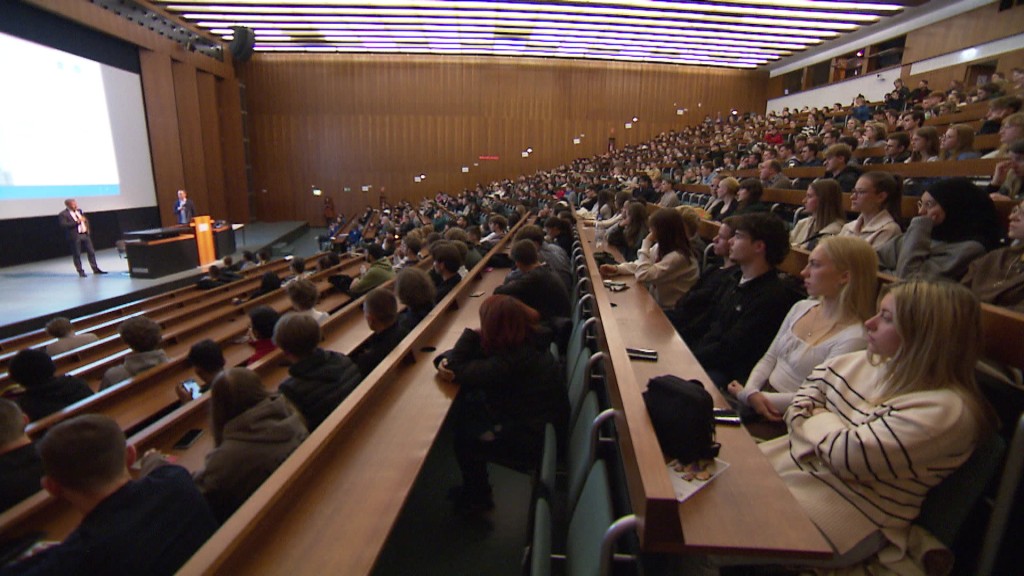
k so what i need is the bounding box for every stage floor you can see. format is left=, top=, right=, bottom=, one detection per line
left=0, top=222, right=313, bottom=339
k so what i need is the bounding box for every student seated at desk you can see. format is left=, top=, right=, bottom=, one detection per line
left=496, top=240, right=571, bottom=320
left=607, top=201, right=649, bottom=262
left=839, top=172, right=904, bottom=250
left=429, top=241, right=464, bottom=304
left=43, top=317, right=98, bottom=357
left=395, top=268, right=436, bottom=332
left=877, top=178, right=1000, bottom=280
left=682, top=213, right=802, bottom=389
left=287, top=278, right=329, bottom=325
left=9, top=349, right=92, bottom=422
left=667, top=218, right=738, bottom=341
left=349, top=244, right=396, bottom=297
left=435, top=295, right=569, bottom=514
left=174, top=339, right=225, bottom=403
left=100, top=317, right=170, bottom=390
left=790, top=179, right=846, bottom=249
left=727, top=237, right=877, bottom=422
left=760, top=281, right=994, bottom=573
left=0, top=400, right=43, bottom=514
left=349, top=288, right=409, bottom=379
left=962, top=198, right=1024, bottom=311
left=599, top=208, right=699, bottom=309
left=244, top=305, right=280, bottom=365
left=273, top=313, right=361, bottom=431
left=3, top=414, right=217, bottom=575
left=193, top=368, right=307, bottom=523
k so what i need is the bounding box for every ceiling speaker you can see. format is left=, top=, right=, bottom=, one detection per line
left=229, top=26, right=255, bottom=63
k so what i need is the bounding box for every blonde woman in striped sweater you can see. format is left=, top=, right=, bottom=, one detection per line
left=760, top=280, right=994, bottom=573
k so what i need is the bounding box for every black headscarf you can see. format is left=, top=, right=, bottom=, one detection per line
left=924, top=177, right=1002, bottom=250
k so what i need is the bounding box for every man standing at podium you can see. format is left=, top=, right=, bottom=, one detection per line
left=57, top=199, right=106, bottom=278
left=174, top=189, right=196, bottom=224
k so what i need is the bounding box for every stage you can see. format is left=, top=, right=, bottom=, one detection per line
left=0, top=221, right=315, bottom=340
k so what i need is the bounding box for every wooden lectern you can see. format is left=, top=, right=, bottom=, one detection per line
left=193, top=215, right=216, bottom=265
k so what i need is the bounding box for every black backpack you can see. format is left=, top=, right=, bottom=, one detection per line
left=642, top=375, right=720, bottom=464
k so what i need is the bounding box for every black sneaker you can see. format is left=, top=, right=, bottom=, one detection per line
left=93, top=269, right=108, bottom=275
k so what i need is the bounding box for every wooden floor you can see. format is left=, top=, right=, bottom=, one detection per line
left=0, top=221, right=311, bottom=339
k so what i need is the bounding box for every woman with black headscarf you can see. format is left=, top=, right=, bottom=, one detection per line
left=877, top=177, right=1001, bottom=280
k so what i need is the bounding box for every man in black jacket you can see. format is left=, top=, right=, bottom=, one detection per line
left=57, top=198, right=106, bottom=277
left=683, top=213, right=801, bottom=389
left=274, top=313, right=361, bottom=430
left=349, top=288, right=409, bottom=378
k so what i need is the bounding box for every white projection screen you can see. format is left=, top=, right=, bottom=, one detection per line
left=0, top=31, right=156, bottom=220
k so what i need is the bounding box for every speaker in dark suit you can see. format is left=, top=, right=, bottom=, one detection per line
left=57, top=199, right=106, bottom=277
left=175, top=189, right=197, bottom=224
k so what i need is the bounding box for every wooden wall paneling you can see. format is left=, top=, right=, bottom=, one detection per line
left=903, top=3, right=1024, bottom=65
left=239, top=55, right=767, bottom=221
left=171, top=61, right=209, bottom=220
left=139, top=50, right=184, bottom=227
left=197, top=71, right=228, bottom=221
left=216, top=76, right=249, bottom=224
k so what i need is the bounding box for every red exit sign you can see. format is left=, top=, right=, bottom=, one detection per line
left=478, top=155, right=499, bottom=161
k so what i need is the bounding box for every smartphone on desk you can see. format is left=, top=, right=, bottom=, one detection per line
left=713, top=408, right=742, bottom=426
left=626, top=347, right=658, bottom=361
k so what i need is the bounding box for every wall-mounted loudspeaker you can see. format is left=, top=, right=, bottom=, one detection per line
left=229, top=26, right=255, bottom=62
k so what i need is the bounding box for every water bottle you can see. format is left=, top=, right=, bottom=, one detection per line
left=595, top=227, right=605, bottom=252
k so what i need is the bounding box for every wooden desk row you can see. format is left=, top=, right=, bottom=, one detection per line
left=15, top=257, right=365, bottom=444
left=176, top=221, right=527, bottom=574
left=0, top=256, right=293, bottom=355
left=680, top=181, right=1017, bottom=224
left=575, top=223, right=833, bottom=558
left=0, top=255, right=359, bottom=392
left=720, top=157, right=999, bottom=182
left=0, top=256, right=433, bottom=546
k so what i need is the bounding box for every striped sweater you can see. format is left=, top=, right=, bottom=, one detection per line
left=760, top=351, right=979, bottom=558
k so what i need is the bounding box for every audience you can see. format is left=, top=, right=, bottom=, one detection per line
left=907, top=126, right=940, bottom=163
left=193, top=368, right=307, bottom=523
left=839, top=172, right=903, bottom=249
left=4, top=414, right=217, bottom=575
left=435, top=295, right=568, bottom=514
left=245, top=305, right=280, bottom=365
left=707, top=176, right=739, bottom=221
left=514, top=224, right=573, bottom=293
left=600, top=208, right=699, bottom=308
left=349, top=288, right=410, bottom=378
left=349, top=244, right=396, bottom=297
left=395, top=267, right=436, bottom=331
left=790, top=179, right=846, bottom=249
left=733, top=178, right=769, bottom=215
left=759, top=281, right=994, bottom=573
left=429, top=241, right=464, bottom=303
left=727, top=236, right=877, bottom=422
left=286, top=278, right=329, bottom=325
left=608, top=201, right=649, bottom=261
left=496, top=240, right=571, bottom=321
left=682, top=213, right=801, bottom=388
left=989, top=139, right=1024, bottom=200
left=9, top=349, right=92, bottom=421
left=821, top=144, right=861, bottom=192
left=100, top=317, right=169, bottom=390
left=939, top=123, right=980, bottom=160
left=43, top=317, right=98, bottom=356
left=962, top=198, right=1024, bottom=311
left=273, top=313, right=361, bottom=431
left=877, top=178, right=1000, bottom=280
left=0, top=399, right=43, bottom=513
left=176, top=339, right=225, bottom=402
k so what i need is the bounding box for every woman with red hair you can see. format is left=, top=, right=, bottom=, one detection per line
left=435, top=295, right=568, bottom=513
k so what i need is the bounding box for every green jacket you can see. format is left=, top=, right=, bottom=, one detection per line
left=350, top=258, right=396, bottom=296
